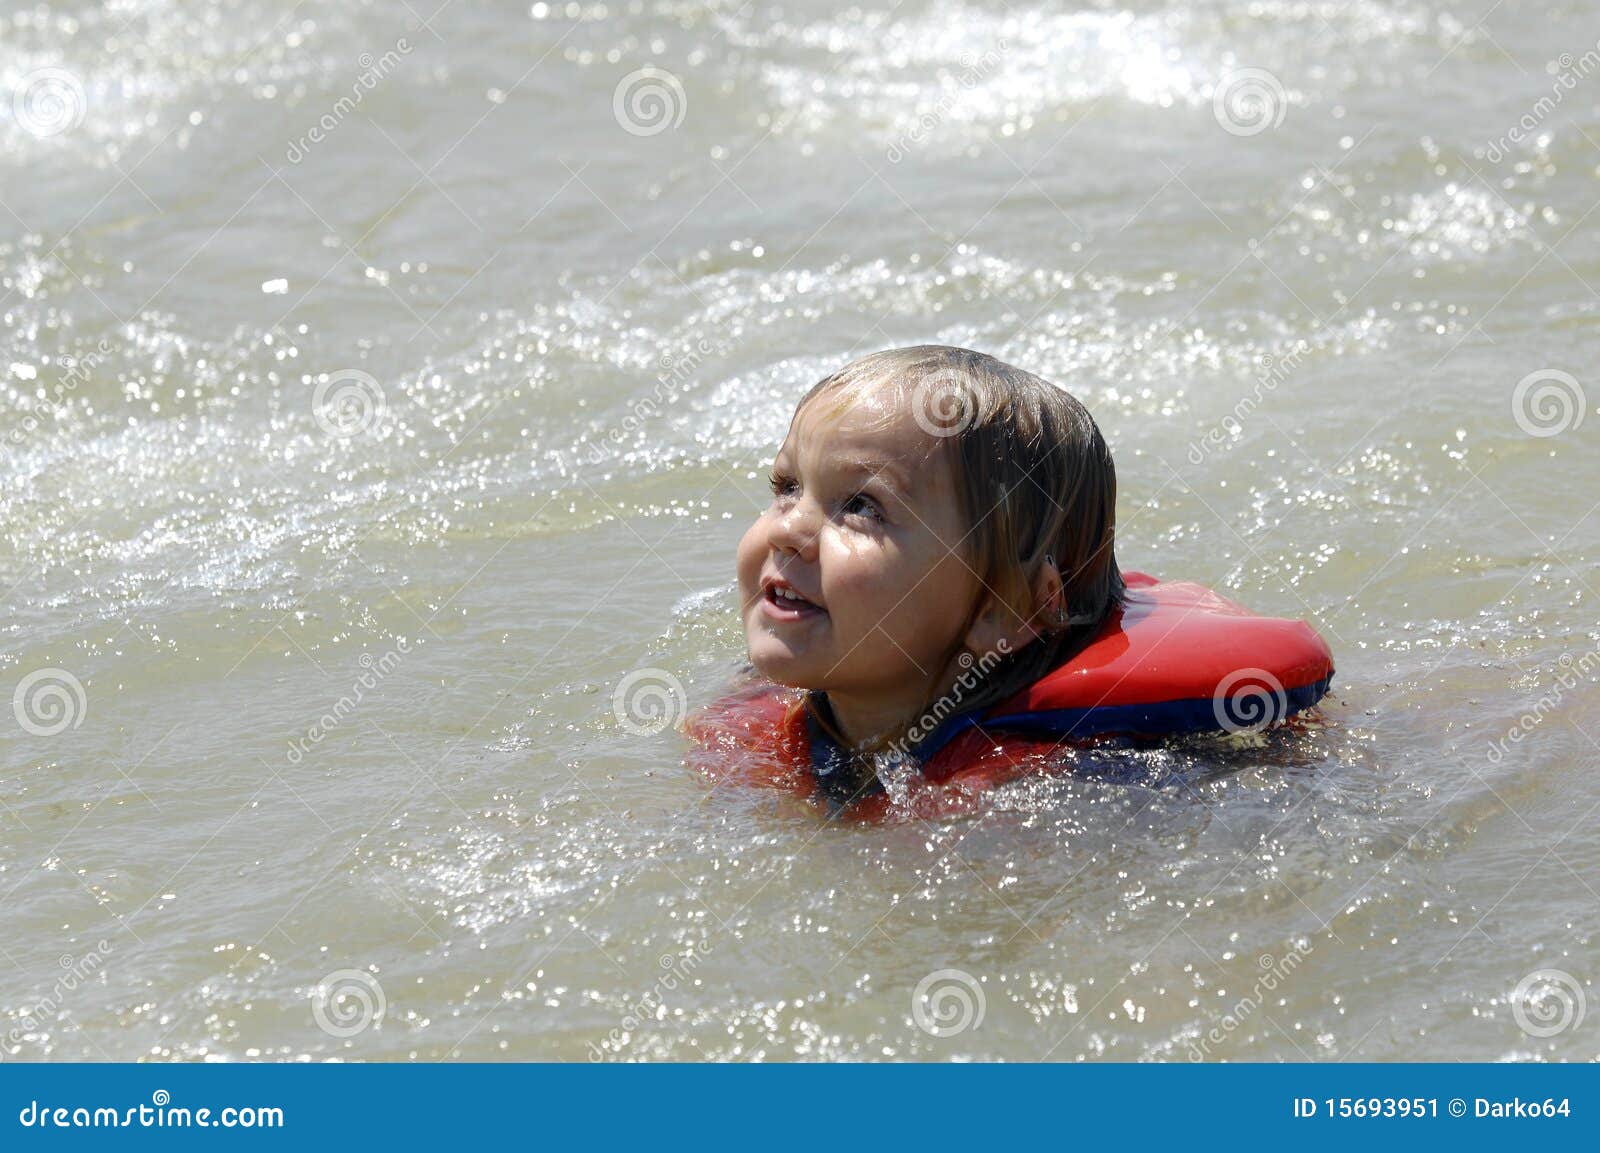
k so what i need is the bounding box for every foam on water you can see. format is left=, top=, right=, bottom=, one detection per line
left=714, top=0, right=1458, bottom=147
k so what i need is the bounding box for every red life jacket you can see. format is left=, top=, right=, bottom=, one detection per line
left=684, top=572, right=1334, bottom=821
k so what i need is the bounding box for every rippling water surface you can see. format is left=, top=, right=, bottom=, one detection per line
left=2, top=0, right=1597, bottom=1061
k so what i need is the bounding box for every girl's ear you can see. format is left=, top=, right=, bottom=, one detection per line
left=1036, top=554, right=1065, bottom=625
left=961, top=557, right=1065, bottom=656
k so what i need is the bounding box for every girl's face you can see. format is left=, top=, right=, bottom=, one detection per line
left=736, top=386, right=981, bottom=737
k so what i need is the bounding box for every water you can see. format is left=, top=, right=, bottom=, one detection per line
left=2, top=0, right=1596, bottom=1061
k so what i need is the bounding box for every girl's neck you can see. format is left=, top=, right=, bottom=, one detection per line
left=820, top=664, right=966, bottom=751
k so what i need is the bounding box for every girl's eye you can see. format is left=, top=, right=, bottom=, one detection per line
left=768, top=473, right=798, bottom=499
left=842, top=493, right=884, bottom=522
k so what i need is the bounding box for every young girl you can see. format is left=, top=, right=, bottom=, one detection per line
left=689, top=344, right=1124, bottom=820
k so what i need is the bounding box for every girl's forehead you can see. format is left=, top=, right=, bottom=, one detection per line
left=785, top=384, right=943, bottom=471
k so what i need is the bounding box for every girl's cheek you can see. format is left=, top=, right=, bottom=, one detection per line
left=735, top=517, right=768, bottom=594
left=825, top=519, right=886, bottom=559
left=819, top=532, right=890, bottom=597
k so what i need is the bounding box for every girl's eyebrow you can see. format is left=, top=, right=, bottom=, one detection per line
left=836, top=457, right=910, bottom=495
left=775, top=438, right=915, bottom=497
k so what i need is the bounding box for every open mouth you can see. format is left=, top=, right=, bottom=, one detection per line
left=761, top=579, right=825, bottom=620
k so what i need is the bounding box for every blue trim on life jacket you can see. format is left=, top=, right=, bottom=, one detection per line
left=902, top=674, right=1335, bottom=764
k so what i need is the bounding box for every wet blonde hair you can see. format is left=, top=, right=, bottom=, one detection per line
left=798, top=344, right=1124, bottom=730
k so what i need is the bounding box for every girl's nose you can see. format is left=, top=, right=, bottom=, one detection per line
left=769, top=499, right=821, bottom=560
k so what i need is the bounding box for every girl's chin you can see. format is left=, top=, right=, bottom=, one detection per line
left=745, top=641, right=825, bottom=689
